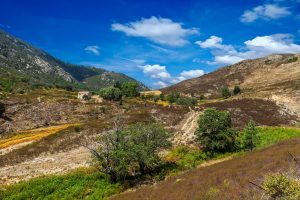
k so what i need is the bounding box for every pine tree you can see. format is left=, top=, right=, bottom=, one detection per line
left=242, top=120, right=258, bottom=151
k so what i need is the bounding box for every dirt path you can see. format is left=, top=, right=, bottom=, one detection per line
left=173, top=109, right=200, bottom=145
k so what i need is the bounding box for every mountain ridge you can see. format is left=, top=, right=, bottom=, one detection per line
left=0, top=29, right=148, bottom=92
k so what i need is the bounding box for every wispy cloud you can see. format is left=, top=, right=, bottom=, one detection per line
left=112, top=16, right=199, bottom=46
left=241, top=4, right=291, bottom=23
left=84, top=45, right=100, bottom=55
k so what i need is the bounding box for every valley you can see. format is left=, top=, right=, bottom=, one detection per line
left=0, top=29, right=300, bottom=200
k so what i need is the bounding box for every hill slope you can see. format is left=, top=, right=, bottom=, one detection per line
left=0, top=29, right=148, bottom=92
left=162, top=54, right=300, bottom=115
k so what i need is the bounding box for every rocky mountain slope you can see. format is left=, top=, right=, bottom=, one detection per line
left=0, top=29, right=148, bottom=92
left=162, top=54, right=300, bottom=116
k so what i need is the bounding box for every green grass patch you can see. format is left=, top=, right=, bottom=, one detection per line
left=256, top=126, right=300, bottom=149
left=0, top=168, right=121, bottom=200
left=165, top=146, right=209, bottom=171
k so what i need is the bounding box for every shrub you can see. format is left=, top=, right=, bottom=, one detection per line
left=233, top=86, right=241, bottom=95
left=240, top=120, right=258, bottom=151
left=121, top=82, right=139, bottom=97
left=166, top=94, right=177, bottom=104
left=262, top=173, right=300, bottom=199
left=153, top=95, right=160, bottom=102
left=99, top=87, right=122, bottom=101
left=221, top=87, right=231, bottom=99
left=0, top=102, right=5, bottom=117
left=287, top=57, right=298, bottom=63
left=196, top=108, right=237, bottom=153
left=159, top=93, right=165, bottom=101
left=176, top=96, right=197, bottom=106
left=64, top=85, right=73, bottom=91
left=199, top=95, right=205, bottom=100
left=92, top=121, right=171, bottom=182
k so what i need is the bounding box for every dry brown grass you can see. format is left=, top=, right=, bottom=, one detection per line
left=200, top=98, right=297, bottom=128
left=0, top=124, right=79, bottom=149
left=112, top=138, right=300, bottom=200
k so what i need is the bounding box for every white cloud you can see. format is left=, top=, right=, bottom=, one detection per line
left=141, top=64, right=171, bottom=79
left=195, top=36, right=235, bottom=52
left=196, top=34, right=300, bottom=65
left=241, top=4, right=291, bottom=23
left=112, top=16, right=199, bottom=46
left=84, top=46, right=100, bottom=55
left=179, top=70, right=205, bottom=80
left=141, top=64, right=205, bottom=88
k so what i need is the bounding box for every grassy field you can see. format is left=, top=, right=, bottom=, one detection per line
left=256, top=126, right=300, bottom=148
left=0, top=168, right=121, bottom=200
left=0, top=124, right=80, bottom=149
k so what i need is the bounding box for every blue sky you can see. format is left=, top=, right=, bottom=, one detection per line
left=0, top=0, right=299, bottom=88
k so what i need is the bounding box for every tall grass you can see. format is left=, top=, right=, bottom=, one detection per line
left=256, top=126, right=300, bottom=148
left=0, top=168, right=121, bottom=200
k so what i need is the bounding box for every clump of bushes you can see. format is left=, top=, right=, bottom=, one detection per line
left=221, top=85, right=241, bottom=99
left=196, top=108, right=259, bottom=154
left=120, top=82, right=139, bottom=97
left=165, top=93, right=197, bottom=106
left=99, top=87, right=122, bottom=101
left=91, top=121, right=171, bottom=182
left=262, top=173, right=300, bottom=199
left=99, top=81, right=139, bottom=101
left=196, top=108, right=237, bottom=153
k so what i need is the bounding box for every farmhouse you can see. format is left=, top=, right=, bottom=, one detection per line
left=78, top=91, right=91, bottom=101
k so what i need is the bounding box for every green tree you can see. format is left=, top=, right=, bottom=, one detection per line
left=91, top=119, right=130, bottom=182
left=221, top=87, right=231, bottom=99
left=196, top=108, right=237, bottom=153
left=125, top=122, right=171, bottom=174
left=0, top=102, right=5, bottom=117
left=121, top=82, right=139, bottom=97
left=92, top=121, right=171, bottom=182
left=233, top=86, right=241, bottom=95
left=241, top=120, right=258, bottom=151
left=99, top=87, right=122, bottom=101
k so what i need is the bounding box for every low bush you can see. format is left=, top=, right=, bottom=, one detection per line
left=175, top=96, right=197, bottom=106
left=262, top=173, right=300, bottom=199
